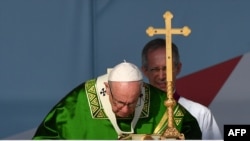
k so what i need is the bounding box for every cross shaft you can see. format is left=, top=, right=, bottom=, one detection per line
left=146, top=11, right=191, bottom=140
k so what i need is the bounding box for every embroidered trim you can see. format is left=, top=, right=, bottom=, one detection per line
left=153, top=103, right=185, bottom=134
left=140, top=83, right=150, bottom=118
left=85, top=78, right=107, bottom=118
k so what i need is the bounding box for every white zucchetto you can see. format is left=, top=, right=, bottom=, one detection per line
left=108, top=61, right=142, bottom=82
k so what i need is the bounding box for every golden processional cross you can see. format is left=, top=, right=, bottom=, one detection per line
left=146, top=11, right=191, bottom=139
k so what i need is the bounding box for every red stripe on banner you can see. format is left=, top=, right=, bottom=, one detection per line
left=176, top=55, right=242, bottom=107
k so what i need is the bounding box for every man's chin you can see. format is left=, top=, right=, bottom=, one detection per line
left=117, top=114, right=131, bottom=118
left=157, top=85, right=166, bottom=92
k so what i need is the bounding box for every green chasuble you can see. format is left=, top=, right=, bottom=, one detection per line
left=32, top=74, right=201, bottom=140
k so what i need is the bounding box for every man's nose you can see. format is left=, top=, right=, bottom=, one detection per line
left=121, top=105, right=133, bottom=113
left=159, top=69, right=166, bottom=79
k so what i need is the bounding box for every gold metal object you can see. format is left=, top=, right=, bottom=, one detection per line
left=146, top=11, right=191, bottom=140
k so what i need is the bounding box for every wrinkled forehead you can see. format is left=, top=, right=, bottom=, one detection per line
left=147, top=48, right=178, bottom=67
left=109, top=81, right=142, bottom=95
left=109, top=81, right=142, bottom=88
left=110, top=81, right=142, bottom=101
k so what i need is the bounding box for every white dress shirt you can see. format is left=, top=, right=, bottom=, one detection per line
left=178, top=96, right=222, bottom=140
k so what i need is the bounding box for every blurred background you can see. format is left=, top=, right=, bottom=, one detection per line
left=1, top=0, right=250, bottom=139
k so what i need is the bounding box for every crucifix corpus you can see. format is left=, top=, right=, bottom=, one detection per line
left=146, top=11, right=191, bottom=140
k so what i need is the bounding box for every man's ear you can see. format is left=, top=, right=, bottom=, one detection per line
left=104, top=82, right=110, bottom=95
left=176, top=62, right=182, bottom=76
left=141, top=66, right=148, bottom=76
left=104, top=82, right=109, bottom=89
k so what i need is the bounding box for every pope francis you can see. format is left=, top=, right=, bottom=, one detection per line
left=32, top=61, right=201, bottom=140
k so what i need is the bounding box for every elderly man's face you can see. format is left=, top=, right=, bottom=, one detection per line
left=105, top=81, right=141, bottom=117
